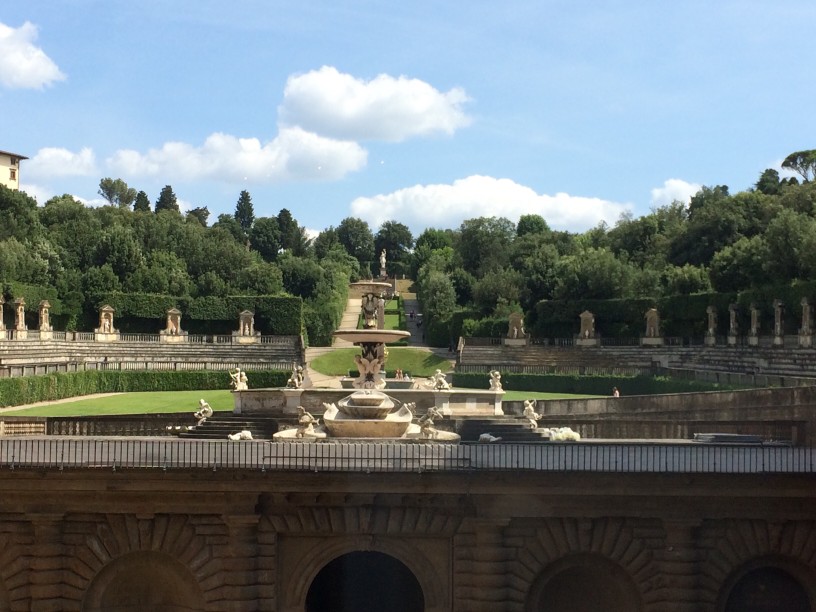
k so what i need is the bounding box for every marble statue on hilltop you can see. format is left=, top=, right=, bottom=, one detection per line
left=489, top=370, right=503, bottom=391
left=194, top=399, right=213, bottom=426
left=523, top=399, right=541, bottom=430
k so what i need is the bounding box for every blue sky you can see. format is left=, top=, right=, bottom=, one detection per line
left=2, top=1, right=815, bottom=237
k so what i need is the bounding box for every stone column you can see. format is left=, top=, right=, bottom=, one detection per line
left=748, top=302, right=760, bottom=347
left=705, top=305, right=717, bottom=347
left=727, top=303, right=738, bottom=346
left=13, top=297, right=27, bottom=339
left=0, top=294, right=5, bottom=333
left=799, top=297, right=812, bottom=348
left=38, top=300, right=53, bottom=340
left=773, top=299, right=784, bottom=347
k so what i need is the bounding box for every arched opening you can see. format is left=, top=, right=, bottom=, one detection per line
left=526, top=554, right=643, bottom=612
left=724, top=566, right=812, bottom=612
left=306, top=551, right=424, bottom=612
left=81, top=551, right=205, bottom=612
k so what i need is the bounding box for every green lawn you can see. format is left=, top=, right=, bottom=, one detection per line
left=1, top=390, right=235, bottom=417
left=310, top=347, right=451, bottom=377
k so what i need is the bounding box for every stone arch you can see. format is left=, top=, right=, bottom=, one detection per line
left=81, top=550, right=206, bottom=612
left=525, top=553, right=644, bottom=612
left=504, top=518, right=656, bottom=609
left=280, top=536, right=447, bottom=612
left=67, top=514, right=220, bottom=608
left=699, top=520, right=816, bottom=607
left=716, top=555, right=816, bottom=612
left=305, top=550, right=424, bottom=612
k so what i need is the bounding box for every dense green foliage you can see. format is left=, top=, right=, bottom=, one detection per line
left=0, top=370, right=289, bottom=408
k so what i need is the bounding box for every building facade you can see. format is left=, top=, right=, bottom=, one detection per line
left=0, top=150, right=27, bottom=191
left=0, top=440, right=814, bottom=611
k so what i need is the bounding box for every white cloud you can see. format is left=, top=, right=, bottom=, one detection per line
left=25, top=147, right=97, bottom=179
left=18, top=183, right=53, bottom=204
left=107, top=127, right=367, bottom=182
left=279, top=66, right=471, bottom=142
left=350, top=175, right=631, bottom=233
left=0, top=21, right=65, bottom=89
left=650, top=178, right=701, bottom=207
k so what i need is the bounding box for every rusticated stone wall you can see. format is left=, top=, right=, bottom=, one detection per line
left=0, top=470, right=814, bottom=610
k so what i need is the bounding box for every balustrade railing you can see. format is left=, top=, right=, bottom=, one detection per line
left=0, top=438, right=813, bottom=474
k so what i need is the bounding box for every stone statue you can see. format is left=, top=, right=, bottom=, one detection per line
left=522, top=399, right=541, bottom=430
left=507, top=312, right=525, bottom=339
left=229, top=368, right=248, bottom=391
left=417, top=406, right=443, bottom=439
left=489, top=370, right=503, bottom=391
left=227, top=430, right=253, bottom=441
left=801, top=298, right=812, bottom=335
left=14, top=297, right=26, bottom=331
left=749, top=303, right=759, bottom=336
left=38, top=300, right=51, bottom=332
left=286, top=364, right=305, bottom=389
left=296, top=406, right=319, bottom=438
left=773, top=300, right=784, bottom=336
left=194, top=399, right=213, bottom=426
left=706, top=305, right=717, bottom=336
left=353, top=354, right=384, bottom=389
left=579, top=310, right=595, bottom=339
left=429, top=369, right=450, bottom=391
left=728, top=304, right=738, bottom=336
left=644, top=308, right=660, bottom=338
left=379, top=249, right=387, bottom=276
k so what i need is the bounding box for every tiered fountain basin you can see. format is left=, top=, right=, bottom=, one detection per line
left=323, top=390, right=414, bottom=438
left=348, top=280, right=394, bottom=297
left=331, top=328, right=410, bottom=345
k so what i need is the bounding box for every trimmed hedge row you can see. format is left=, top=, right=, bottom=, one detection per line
left=0, top=370, right=289, bottom=408
left=451, top=372, right=748, bottom=396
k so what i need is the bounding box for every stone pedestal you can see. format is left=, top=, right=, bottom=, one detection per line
left=281, top=389, right=305, bottom=415
left=773, top=334, right=784, bottom=347
left=13, top=329, right=28, bottom=340
left=727, top=334, right=737, bottom=347
left=503, top=337, right=528, bottom=347
left=95, top=332, right=120, bottom=343
left=640, top=336, right=664, bottom=347
left=433, top=391, right=452, bottom=416
left=576, top=337, right=600, bottom=347
left=38, top=330, right=53, bottom=341
left=748, top=334, right=759, bottom=347
left=704, top=334, right=716, bottom=347
left=799, top=334, right=813, bottom=348
left=233, top=334, right=260, bottom=345
left=159, top=332, right=187, bottom=344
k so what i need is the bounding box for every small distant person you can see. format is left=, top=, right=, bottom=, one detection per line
left=612, top=387, right=620, bottom=397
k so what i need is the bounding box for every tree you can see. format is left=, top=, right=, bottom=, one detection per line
left=312, top=226, right=340, bottom=260
left=0, top=185, right=42, bottom=242
left=249, top=217, right=282, bottom=261
left=661, top=264, right=712, bottom=295
left=133, top=190, right=151, bottom=213
left=709, top=236, right=770, bottom=292
left=458, top=216, right=516, bottom=277
left=155, top=185, right=179, bottom=213
left=98, top=177, right=137, bottom=208
left=186, top=206, right=210, bottom=227
left=418, top=270, right=457, bottom=322
left=516, top=214, right=549, bottom=237
left=212, top=214, right=244, bottom=244
left=337, top=217, right=375, bottom=268
left=234, top=190, right=254, bottom=235
left=782, top=149, right=816, bottom=183
left=755, top=168, right=781, bottom=195
left=554, top=247, right=634, bottom=300
left=277, top=208, right=309, bottom=255
left=472, top=268, right=524, bottom=315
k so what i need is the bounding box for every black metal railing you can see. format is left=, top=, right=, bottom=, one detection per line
left=0, top=439, right=813, bottom=474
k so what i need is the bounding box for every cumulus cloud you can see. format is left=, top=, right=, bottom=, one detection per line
left=107, top=127, right=367, bottom=182
left=350, top=175, right=631, bottom=233
left=18, top=183, right=53, bottom=204
left=279, top=66, right=471, bottom=142
left=0, top=21, right=65, bottom=89
left=25, top=147, right=97, bottom=179
left=650, top=178, right=701, bottom=207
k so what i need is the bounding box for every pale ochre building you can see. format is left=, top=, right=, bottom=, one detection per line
left=0, top=149, right=28, bottom=190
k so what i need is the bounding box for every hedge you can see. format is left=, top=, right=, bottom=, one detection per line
left=0, top=370, right=289, bottom=408
left=451, top=372, right=749, bottom=396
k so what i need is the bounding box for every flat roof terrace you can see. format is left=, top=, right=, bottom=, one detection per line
left=1, top=437, right=814, bottom=474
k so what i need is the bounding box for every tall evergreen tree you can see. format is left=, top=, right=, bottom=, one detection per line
left=234, top=190, right=255, bottom=234
left=155, top=185, right=179, bottom=213
left=98, top=177, right=137, bottom=208
left=133, top=190, right=151, bottom=212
